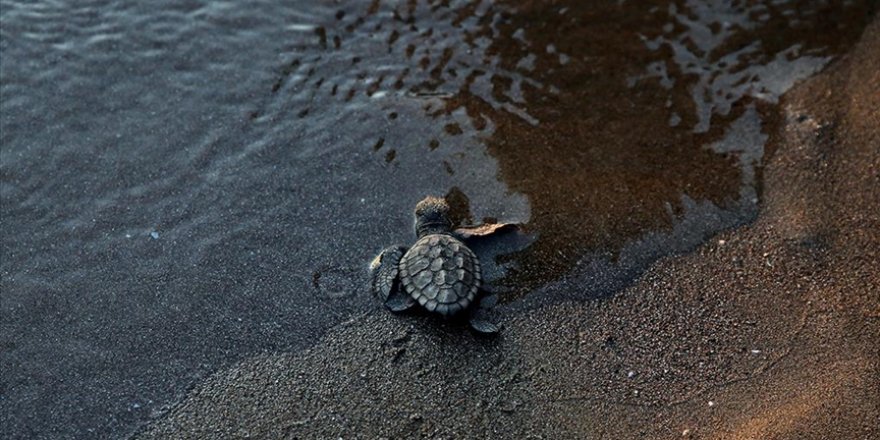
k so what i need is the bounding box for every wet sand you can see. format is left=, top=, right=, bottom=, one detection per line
left=137, top=17, right=879, bottom=440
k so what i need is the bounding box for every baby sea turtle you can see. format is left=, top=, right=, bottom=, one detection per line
left=369, top=196, right=500, bottom=333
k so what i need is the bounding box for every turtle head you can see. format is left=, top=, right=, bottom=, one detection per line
left=414, top=196, right=452, bottom=238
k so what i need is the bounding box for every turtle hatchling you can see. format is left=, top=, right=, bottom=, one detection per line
left=369, top=196, right=500, bottom=333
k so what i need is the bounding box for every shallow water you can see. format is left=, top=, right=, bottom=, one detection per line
left=0, top=0, right=873, bottom=438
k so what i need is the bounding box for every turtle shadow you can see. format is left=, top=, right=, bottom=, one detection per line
left=455, top=223, right=535, bottom=299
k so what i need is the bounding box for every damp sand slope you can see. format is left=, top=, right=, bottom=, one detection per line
left=138, top=19, right=880, bottom=440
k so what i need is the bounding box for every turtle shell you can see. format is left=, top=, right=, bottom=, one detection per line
left=398, top=233, right=481, bottom=316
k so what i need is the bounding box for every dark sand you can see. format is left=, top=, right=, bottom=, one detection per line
left=138, top=19, right=879, bottom=440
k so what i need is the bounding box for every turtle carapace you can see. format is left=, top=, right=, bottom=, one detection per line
left=369, top=196, right=499, bottom=334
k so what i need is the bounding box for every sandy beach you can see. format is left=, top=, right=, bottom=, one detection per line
left=3, top=2, right=877, bottom=439
left=137, top=17, right=879, bottom=440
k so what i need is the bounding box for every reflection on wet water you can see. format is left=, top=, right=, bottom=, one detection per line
left=262, top=0, right=873, bottom=295
left=255, top=0, right=546, bottom=127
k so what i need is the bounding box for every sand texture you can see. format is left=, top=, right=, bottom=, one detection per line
left=137, top=17, right=880, bottom=440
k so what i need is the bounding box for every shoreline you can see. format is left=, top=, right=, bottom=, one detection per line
left=137, top=18, right=879, bottom=440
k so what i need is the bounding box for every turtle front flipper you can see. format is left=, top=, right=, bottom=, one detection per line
left=369, top=246, right=406, bottom=300
left=370, top=245, right=416, bottom=312
left=453, top=223, right=532, bottom=287
left=469, top=292, right=501, bottom=334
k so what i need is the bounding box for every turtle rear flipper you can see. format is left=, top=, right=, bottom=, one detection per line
left=385, top=290, right=416, bottom=312
left=469, top=293, right=501, bottom=334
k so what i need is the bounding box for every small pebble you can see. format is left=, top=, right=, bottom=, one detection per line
left=150, top=231, right=159, bottom=239
left=708, top=401, right=715, bottom=407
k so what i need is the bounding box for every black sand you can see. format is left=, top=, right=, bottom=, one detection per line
left=137, top=18, right=880, bottom=440
left=2, top=2, right=877, bottom=439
